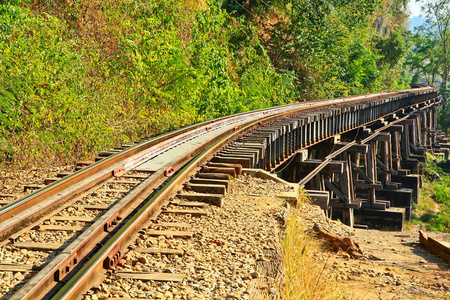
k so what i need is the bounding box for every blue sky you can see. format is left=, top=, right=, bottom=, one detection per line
left=408, top=1, right=425, bottom=31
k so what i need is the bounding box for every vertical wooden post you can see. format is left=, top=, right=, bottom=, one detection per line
left=414, top=114, right=420, bottom=147
left=366, top=141, right=377, bottom=207
left=391, top=131, right=401, bottom=171
left=380, top=133, right=392, bottom=189
left=400, top=122, right=410, bottom=160
left=421, top=113, right=428, bottom=148
left=340, top=160, right=354, bottom=227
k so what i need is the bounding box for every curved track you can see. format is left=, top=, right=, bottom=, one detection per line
left=0, top=87, right=439, bottom=299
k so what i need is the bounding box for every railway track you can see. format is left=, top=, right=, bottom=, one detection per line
left=0, top=87, right=439, bottom=299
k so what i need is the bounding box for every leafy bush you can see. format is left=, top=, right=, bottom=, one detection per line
left=412, top=160, right=450, bottom=233
left=0, top=0, right=294, bottom=167
left=0, top=0, right=411, bottom=168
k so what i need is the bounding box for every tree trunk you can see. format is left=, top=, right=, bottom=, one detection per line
left=444, top=44, right=448, bottom=101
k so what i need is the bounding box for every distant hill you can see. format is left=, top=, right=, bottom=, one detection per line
left=409, top=16, right=426, bottom=32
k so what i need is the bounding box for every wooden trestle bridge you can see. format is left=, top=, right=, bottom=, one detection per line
left=0, top=86, right=445, bottom=298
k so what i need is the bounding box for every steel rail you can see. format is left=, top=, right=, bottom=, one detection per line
left=10, top=93, right=351, bottom=299
left=48, top=87, right=438, bottom=299
left=0, top=87, right=434, bottom=243
left=11, top=98, right=326, bottom=299
left=14, top=89, right=379, bottom=299
left=48, top=109, right=313, bottom=299
left=1, top=87, right=437, bottom=299
left=0, top=94, right=325, bottom=241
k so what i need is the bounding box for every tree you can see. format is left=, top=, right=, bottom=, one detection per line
left=418, top=0, right=450, bottom=100
left=405, top=32, right=442, bottom=85
left=375, top=29, right=409, bottom=68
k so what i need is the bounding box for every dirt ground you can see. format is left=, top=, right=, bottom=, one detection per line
left=334, top=229, right=450, bottom=299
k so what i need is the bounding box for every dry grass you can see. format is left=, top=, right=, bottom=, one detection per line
left=283, top=208, right=344, bottom=300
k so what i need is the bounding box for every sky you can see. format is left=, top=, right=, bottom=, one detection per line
left=407, top=1, right=425, bottom=31
left=407, top=1, right=422, bottom=18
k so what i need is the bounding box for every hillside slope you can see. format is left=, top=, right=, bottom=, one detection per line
left=0, top=0, right=410, bottom=168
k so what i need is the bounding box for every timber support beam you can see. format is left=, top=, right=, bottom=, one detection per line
left=224, top=88, right=443, bottom=230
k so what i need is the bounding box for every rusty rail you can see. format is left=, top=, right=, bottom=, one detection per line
left=48, top=87, right=439, bottom=299
left=0, top=86, right=438, bottom=299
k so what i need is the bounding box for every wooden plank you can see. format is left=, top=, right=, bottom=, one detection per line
left=219, top=152, right=256, bottom=166
left=196, top=173, right=230, bottom=180
left=376, top=158, right=388, bottom=171
left=360, top=201, right=386, bottom=210
left=82, top=198, right=115, bottom=203
left=383, top=183, right=401, bottom=190
left=75, top=160, right=95, bottom=167
left=200, top=166, right=236, bottom=178
left=98, top=150, right=118, bottom=157
left=329, top=200, right=361, bottom=209
left=11, top=242, right=64, bottom=251
left=37, top=225, right=84, bottom=232
left=210, top=156, right=251, bottom=168
left=178, top=201, right=207, bottom=208
left=136, top=247, right=184, bottom=256
left=375, top=200, right=391, bottom=208
left=24, top=185, right=45, bottom=192
left=44, top=178, right=59, bottom=185
left=351, top=163, right=373, bottom=183
left=161, top=209, right=208, bottom=217
left=0, top=194, right=19, bottom=199
left=146, top=230, right=193, bottom=239
left=377, top=169, right=398, bottom=175
left=117, top=272, right=185, bottom=282
left=111, top=180, right=141, bottom=185
left=122, top=174, right=149, bottom=179
left=97, top=189, right=130, bottom=194
left=150, top=222, right=192, bottom=229
left=0, top=264, right=37, bottom=272
left=354, top=181, right=383, bottom=189
left=73, top=204, right=110, bottom=210
left=419, top=231, right=450, bottom=263
left=313, top=225, right=362, bottom=257
left=335, top=143, right=369, bottom=153
left=50, top=216, right=94, bottom=222
left=373, top=133, right=391, bottom=142
left=178, top=193, right=223, bottom=207
left=299, top=160, right=345, bottom=174
left=188, top=178, right=229, bottom=189
left=56, top=171, right=72, bottom=178
left=184, top=183, right=226, bottom=195
left=324, top=179, right=348, bottom=202
left=308, top=193, right=330, bottom=211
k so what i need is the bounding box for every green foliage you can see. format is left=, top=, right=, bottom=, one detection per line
left=405, top=30, right=442, bottom=86
left=375, top=29, right=408, bottom=67
left=0, top=0, right=295, bottom=167
left=0, top=0, right=411, bottom=168
left=438, top=105, right=450, bottom=132
left=414, top=0, right=450, bottom=100
left=343, top=40, right=382, bottom=92
left=414, top=160, right=450, bottom=233
left=257, top=0, right=408, bottom=100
